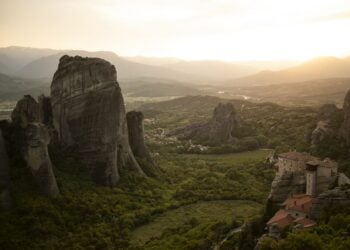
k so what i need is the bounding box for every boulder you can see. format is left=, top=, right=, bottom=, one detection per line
left=0, top=128, right=12, bottom=210
left=170, top=102, right=240, bottom=145
left=51, top=55, right=145, bottom=185
left=12, top=95, right=59, bottom=196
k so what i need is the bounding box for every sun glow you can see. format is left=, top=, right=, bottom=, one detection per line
left=1, top=0, right=350, bottom=61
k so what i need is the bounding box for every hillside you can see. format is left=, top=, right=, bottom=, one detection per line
left=12, top=50, right=194, bottom=82
left=0, top=73, right=49, bottom=101
left=229, top=57, right=350, bottom=86
left=120, top=78, right=203, bottom=97
left=127, top=57, right=298, bottom=81
left=139, top=95, right=317, bottom=153
left=224, top=78, right=350, bottom=106
left=0, top=46, right=58, bottom=74
left=163, top=61, right=257, bottom=81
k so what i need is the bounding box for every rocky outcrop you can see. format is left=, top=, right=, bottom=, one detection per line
left=268, top=171, right=306, bottom=207
left=12, top=95, right=59, bottom=196
left=127, top=111, right=150, bottom=159
left=23, top=123, right=59, bottom=195
left=340, top=90, right=350, bottom=144
left=0, top=128, right=12, bottom=210
left=309, top=103, right=343, bottom=149
left=51, top=55, right=145, bottom=186
left=170, top=103, right=240, bottom=145
left=318, top=104, right=340, bottom=121
left=311, top=187, right=350, bottom=219
left=11, top=95, right=40, bottom=128
left=126, top=111, right=158, bottom=177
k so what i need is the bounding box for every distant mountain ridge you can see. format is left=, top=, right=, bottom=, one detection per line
left=12, top=50, right=195, bottom=82
left=0, top=46, right=59, bottom=74
left=228, top=56, right=350, bottom=86
left=0, top=46, right=298, bottom=83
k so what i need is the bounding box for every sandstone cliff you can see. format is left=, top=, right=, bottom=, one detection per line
left=268, top=171, right=306, bottom=207
left=0, top=128, right=12, bottom=210
left=310, top=104, right=342, bottom=149
left=311, top=187, right=350, bottom=219
left=127, top=111, right=158, bottom=177
left=340, top=89, right=350, bottom=144
left=12, top=95, right=59, bottom=196
left=170, top=102, right=240, bottom=145
left=51, top=55, right=145, bottom=186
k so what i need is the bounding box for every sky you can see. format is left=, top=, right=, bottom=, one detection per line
left=1, top=0, right=350, bottom=61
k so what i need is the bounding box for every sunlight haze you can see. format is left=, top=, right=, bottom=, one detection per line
left=1, top=0, right=350, bottom=61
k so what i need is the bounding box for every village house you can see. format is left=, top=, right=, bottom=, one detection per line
left=266, top=194, right=316, bottom=238
left=266, top=151, right=339, bottom=237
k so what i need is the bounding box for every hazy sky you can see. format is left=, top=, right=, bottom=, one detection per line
left=1, top=0, right=350, bottom=61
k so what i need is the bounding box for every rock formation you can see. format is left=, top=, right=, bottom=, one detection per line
left=308, top=89, right=350, bottom=148
left=311, top=187, right=350, bottom=219
left=127, top=111, right=158, bottom=177
left=11, top=95, right=59, bottom=196
left=51, top=55, right=145, bottom=186
left=170, top=102, right=240, bottom=145
left=0, top=128, right=12, bottom=210
left=268, top=171, right=306, bottom=207
left=340, top=89, right=350, bottom=144
left=127, top=111, right=151, bottom=159
left=11, top=95, right=40, bottom=128
left=310, top=104, right=342, bottom=148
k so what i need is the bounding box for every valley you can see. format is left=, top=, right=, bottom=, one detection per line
left=0, top=48, right=350, bottom=250
left=2, top=0, right=350, bottom=248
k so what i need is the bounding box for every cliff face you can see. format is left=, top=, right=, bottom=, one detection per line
left=171, top=103, right=240, bottom=145
left=0, top=128, right=11, bottom=210
left=268, top=171, right=306, bottom=207
left=311, top=188, right=350, bottom=219
left=126, top=111, right=158, bottom=177
left=11, top=95, right=59, bottom=196
left=340, top=90, right=350, bottom=144
left=310, top=104, right=342, bottom=149
left=126, top=111, right=149, bottom=159
left=51, top=55, right=145, bottom=186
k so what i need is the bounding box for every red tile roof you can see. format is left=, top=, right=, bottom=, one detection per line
left=294, top=217, right=317, bottom=228
left=279, top=152, right=316, bottom=161
left=267, top=209, right=295, bottom=228
left=282, top=194, right=314, bottom=213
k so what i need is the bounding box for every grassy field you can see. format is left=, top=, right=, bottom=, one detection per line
left=131, top=200, right=262, bottom=246
left=126, top=149, right=273, bottom=249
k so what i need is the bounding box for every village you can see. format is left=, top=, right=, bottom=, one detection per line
left=265, top=151, right=350, bottom=238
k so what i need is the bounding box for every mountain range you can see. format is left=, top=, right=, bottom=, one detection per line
left=1, top=46, right=350, bottom=104
left=228, top=56, right=350, bottom=86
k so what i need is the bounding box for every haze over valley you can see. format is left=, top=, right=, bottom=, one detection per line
left=1, top=1, right=350, bottom=250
